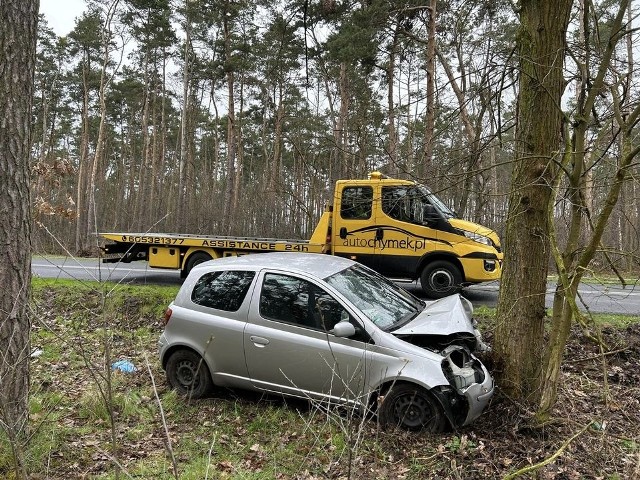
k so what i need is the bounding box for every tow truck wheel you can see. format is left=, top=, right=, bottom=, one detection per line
left=183, top=251, right=212, bottom=278
left=420, top=260, right=462, bottom=299
left=379, top=383, right=447, bottom=432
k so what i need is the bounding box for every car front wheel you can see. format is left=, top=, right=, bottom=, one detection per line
left=165, top=349, right=213, bottom=399
left=379, top=384, right=447, bottom=432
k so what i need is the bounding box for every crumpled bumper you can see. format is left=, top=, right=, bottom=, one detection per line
left=460, top=364, right=494, bottom=426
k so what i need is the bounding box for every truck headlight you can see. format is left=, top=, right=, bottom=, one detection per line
left=463, top=231, right=492, bottom=246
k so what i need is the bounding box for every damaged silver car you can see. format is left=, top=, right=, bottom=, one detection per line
left=159, top=253, right=494, bottom=431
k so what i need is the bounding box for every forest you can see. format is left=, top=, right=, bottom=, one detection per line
left=32, top=0, right=639, bottom=272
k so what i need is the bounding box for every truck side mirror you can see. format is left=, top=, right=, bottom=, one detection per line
left=424, top=204, right=439, bottom=223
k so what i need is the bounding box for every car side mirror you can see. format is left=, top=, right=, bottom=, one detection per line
left=331, top=321, right=356, bottom=338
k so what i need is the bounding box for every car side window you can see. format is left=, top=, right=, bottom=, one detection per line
left=191, top=270, right=255, bottom=312
left=340, top=186, right=373, bottom=220
left=259, top=273, right=349, bottom=332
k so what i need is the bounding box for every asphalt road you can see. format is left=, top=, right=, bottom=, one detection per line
left=32, top=256, right=640, bottom=315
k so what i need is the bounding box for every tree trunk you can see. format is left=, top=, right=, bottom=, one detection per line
left=622, top=0, right=635, bottom=271
left=333, top=61, right=350, bottom=185
left=221, top=5, right=237, bottom=235
left=537, top=0, right=632, bottom=418
left=493, top=0, right=572, bottom=405
left=437, top=49, right=486, bottom=218
left=422, top=0, right=436, bottom=180
left=158, top=48, right=168, bottom=224
left=75, top=55, right=91, bottom=254
left=88, top=0, right=120, bottom=253
left=0, top=1, right=38, bottom=474
left=134, top=49, right=151, bottom=227
left=178, top=11, right=191, bottom=232
left=386, top=26, right=399, bottom=175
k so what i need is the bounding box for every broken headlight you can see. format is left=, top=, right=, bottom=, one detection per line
left=441, top=346, right=485, bottom=391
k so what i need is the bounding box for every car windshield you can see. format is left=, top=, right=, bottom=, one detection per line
left=325, top=264, right=423, bottom=330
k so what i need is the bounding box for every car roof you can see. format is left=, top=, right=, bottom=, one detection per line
left=191, top=252, right=355, bottom=279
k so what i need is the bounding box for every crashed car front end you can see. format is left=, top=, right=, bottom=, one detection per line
left=391, top=294, right=494, bottom=427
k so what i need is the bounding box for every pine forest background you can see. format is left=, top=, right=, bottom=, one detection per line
left=33, top=0, right=640, bottom=274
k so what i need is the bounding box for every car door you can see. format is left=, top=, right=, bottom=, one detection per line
left=243, top=271, right=372, bottom=404
left=376, top=185, right=440, bottom=278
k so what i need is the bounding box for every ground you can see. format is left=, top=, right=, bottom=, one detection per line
left=3, top=281, right=639, bottom=479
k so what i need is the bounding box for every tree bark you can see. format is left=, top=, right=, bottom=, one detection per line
left=493, top=0, right=572, bottom=404
left=0, top=0, right=38, bottom=473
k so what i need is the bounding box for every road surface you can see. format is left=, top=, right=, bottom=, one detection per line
left=32, top=256, right=640, bottom=315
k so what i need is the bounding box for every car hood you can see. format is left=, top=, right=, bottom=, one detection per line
left=392, top=294, right=475, bottom=337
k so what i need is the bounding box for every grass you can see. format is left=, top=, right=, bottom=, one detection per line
left=473, top=304, right=638, bottom=330
left=19, top=279, right=384, bottom=478
left=548, top=272, right=640, bottom=286
left=0, top=278, right=638, bottom=479
left=588, top=312, right=640, bottom=329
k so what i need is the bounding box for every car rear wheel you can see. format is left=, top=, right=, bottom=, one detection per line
left=165, top=349, right=213, bottom=399
left=379, top=384, right=447, bottom=432
left=420, top=260, right=462, bottom=299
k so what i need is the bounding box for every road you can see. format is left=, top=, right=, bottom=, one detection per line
left=32, top=256, right=183, bottom=286
left=32, top=256, right=640, bottom=315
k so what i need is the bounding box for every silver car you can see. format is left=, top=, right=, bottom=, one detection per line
left=159, top=253, right=494, bottom=431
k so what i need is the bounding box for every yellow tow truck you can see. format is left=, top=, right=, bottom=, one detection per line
left=100, top=172, right=502, bottom=298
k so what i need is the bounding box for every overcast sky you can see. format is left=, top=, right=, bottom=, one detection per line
left=40, top=0, right=86, bottom=36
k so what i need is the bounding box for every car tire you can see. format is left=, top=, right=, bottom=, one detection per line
left=165, top=349, right=213, bottom=399
left=379, top=383, right=447, bottom=432
left=183, top=251, right=212, bottom=277
left=420, top=260, right=462, bottom=299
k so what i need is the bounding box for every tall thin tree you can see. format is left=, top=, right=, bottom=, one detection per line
left=0, top=0, right=39, bottom=477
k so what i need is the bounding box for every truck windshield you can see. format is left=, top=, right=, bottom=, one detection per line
left=418, top=186, right=456, bottom=219
left=382, top=185, right=456, bottom=224
left=325, top=264, right=423, bottom=330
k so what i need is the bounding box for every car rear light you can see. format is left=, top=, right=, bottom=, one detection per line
left=163, top=308, right=173, bottom=326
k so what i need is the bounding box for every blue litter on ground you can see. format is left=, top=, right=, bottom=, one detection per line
left=111, top=359, right=137, bottom=373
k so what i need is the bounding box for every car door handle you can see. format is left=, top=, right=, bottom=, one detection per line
left=250, top=336, right=270, bottom=347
